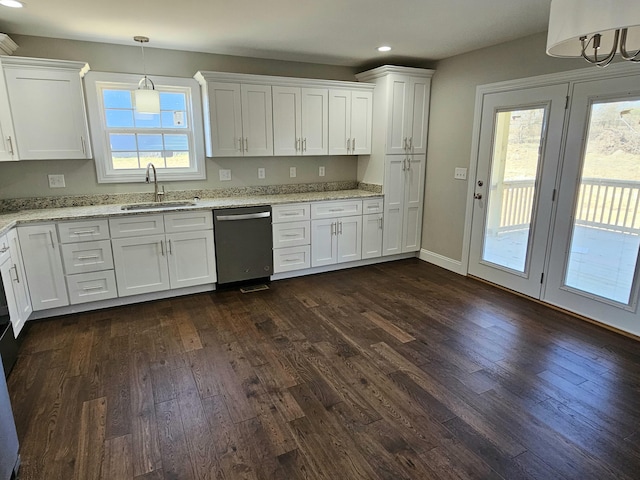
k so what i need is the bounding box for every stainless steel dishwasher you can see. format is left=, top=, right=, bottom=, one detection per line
left=213, top=205, right=273, bottom=286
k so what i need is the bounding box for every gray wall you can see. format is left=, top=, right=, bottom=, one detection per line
left=0, top=35, right=361, bottom=199
left=422, top=32, right=586, bottom=262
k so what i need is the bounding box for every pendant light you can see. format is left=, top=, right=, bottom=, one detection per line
left=133, top=36, right=160, bottom=114
left=546, top=0, right=640, bottom=67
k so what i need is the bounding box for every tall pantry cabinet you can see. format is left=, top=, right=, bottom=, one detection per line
left=356, top=66, right=434, bottom=256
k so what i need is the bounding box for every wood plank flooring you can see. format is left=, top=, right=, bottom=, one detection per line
left=7, top=259, right=640, bottom=479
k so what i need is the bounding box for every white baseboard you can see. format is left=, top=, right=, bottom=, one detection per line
left=418, top=249, right=466, bottom=276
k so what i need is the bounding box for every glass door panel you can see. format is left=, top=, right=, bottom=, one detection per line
left=482, top=108, right=545, bottom=273
left=564, top=99, right=640, bottom=305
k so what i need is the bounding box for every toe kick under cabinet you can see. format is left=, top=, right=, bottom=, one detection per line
left=58, top=218, right=117, bottom=305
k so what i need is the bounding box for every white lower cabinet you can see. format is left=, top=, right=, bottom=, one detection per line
left=311, top=215, right=362, bottom=267
left=17, top=224, right=69, bottom=311
left=362, top=214, right=383, bottom=259
left=66, top=270, right=117, bottom=305
left=0, top=230, right=32, bottom=336
left=110, top=213, right=216, bottom=297
left=272, top=203, right=311, bottom=274
left=112, top=234, right=171, bottom=297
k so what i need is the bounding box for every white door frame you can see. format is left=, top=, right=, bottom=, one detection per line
left=461, top=62, right=640, bottom=276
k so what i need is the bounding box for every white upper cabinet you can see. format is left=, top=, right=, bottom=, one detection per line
left=0, top=56, right=92, bottom=160
left=198, top=78, right=273, bottom=157
left=0, top=68, right=16, bottom=162
left=274, top=86, right=328, bottom=156
left=328, top=89, right=372, bottom=155
left=385, top=74, right=430, bottom=155
left=196, top=71, right=373, bottom=158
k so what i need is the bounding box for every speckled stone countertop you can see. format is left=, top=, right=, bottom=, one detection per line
left=0, top=189, right=382, bottom=236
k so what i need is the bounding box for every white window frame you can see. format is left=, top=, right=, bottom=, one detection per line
left=84, top=71, right=206, bottom=183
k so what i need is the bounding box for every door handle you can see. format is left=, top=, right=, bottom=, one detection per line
left=474, top=193, right=483, bottom=200
left=238, top=138, right=243, bottom=152
left=160, top=240, right=165, bottom=256
left=352, top=138, right=355, bottom=152
left=244, top=138, right=249, bottom=152
left=49, top=231, right=55, bottom=248
left=216, top=212, right=271, bottom=221
left=7, top=136, right=14, bottom=155
left=303, top=138, right=307, bottom=152
left=347, top=138, right=351, bottom=153
left=168, top=239, right=172, bottom=255
left=10, top=265, right=19, bottom=283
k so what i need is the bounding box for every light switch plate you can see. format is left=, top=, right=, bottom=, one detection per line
left=454, top=167, right=467, bottom=180
left=258, top=168, right=266, bottom=179
left=48, top=174, right=66, bottom=188
left=289, top=167, right=297, bottom=178
left=219, top=169, right=232, bottom=181
left=319, top=166, right=325, bottom=177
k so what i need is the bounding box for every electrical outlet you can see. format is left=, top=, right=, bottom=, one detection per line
left=454, top=167, right=468, bottom=180
left=289, top=166, right=297, bottom=178
left=48, top=174, right=66, bottom=188
left=219, top=169, right=232, bottom=181
left=258, top=167, right=266, bottom=179
left=319, top=166, right=325, bottom=177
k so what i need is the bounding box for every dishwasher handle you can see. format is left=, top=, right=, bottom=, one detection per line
left=216, top=211, right=271, bottom=221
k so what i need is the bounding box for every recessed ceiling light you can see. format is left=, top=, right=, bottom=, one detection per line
left=0, top=0, right=24, bottom=7
left=377, top=46, right=392, bottom=52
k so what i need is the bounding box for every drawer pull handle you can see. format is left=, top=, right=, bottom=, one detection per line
left=282, top=212, right=298, bottom=216
left=73, top=230, right=97, bottom=235
left=0, top=246, right=8, bottom=254
left=77, top=255, right=100, bottom=260
left=329, top=209, right=343, bottom=212
left=282, top=234, right=299, bottom=237
left=82, top=285, right=104, bottom=291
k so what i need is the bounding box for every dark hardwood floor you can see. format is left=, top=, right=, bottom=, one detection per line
left=7, top=259, right=640, bottom=479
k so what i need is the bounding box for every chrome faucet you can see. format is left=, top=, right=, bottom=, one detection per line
left=145, top=162, right=164, bottom=202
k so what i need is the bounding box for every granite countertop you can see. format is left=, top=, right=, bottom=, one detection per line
left=0, top=189, right=382, bottom=236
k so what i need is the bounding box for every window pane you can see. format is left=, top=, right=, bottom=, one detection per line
left=139, top=152, right=165, bottom=168
left=564, top=99, right=640, bottom=304
left=112, top=152, right=139, bottom=169
left=105, top=109, right=134, bottom=128
left=160, top=92, right=186, bottom=111
left=134, top=112, right=161, bottom=128
left=481, top=108, right=545, bottom=273
left=161, top=111, right=188, bottom=129
left=166, top=152, right=190, bottom=168
left=138, top=134, right=163, bottom=151
left=110, top=134, right=137, bottom=151
left=103, top=89, right=132, bottom=109
left=164, top=134, right=189, bottom=151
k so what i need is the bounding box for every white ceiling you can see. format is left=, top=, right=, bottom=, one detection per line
left=0, top=0, right=552, bottom=66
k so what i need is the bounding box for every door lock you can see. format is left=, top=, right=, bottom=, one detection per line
left=474, top=193, right=483, bottom=200
left=477, top=180, right=484, bottom=187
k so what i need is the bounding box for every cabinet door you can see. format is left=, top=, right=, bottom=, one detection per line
left=383, top=156, right=405, bottom=256
left=112, top=234, right=170, bottom=297
left=166, top=230, right=217, bottom=289
left=4, top=67, right=90, bottom=160
left=408, top=77, right=430, bottom=155
left=402, top=155, right=426, bottom=253
left=350, top=90, right=373, bottom=155
left=362, top=214, right=383, bottom=260
left=386, top=75, right=411, bottom=155
left=311, top=218, right=337, bottom=267
left=18, top=224, right=68, bottom=310
left=0, top=71, right=17, bottom=161
left=336, top=215, right=362, bottom=264
left=272, top=86, right=301, bottom=156
left=241, top=84, right=273, bottom=156
left=209, top=82, right=243, bottom=157
left=328, top=89, right=351, bottom=155
left=301, top=88, right=328, bottom=156
left=6, top=229, right=31, bottom=333
left=0, top=260, right=19, bottom=334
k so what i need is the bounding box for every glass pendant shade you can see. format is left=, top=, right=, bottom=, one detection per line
left=135, top=81, right=160, bottom=114
left=547, top=0, right=640, bottom=59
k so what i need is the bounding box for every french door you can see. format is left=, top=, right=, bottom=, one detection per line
left=469, top=74, right=640, bottom=337
left=544, top=75, right=640, bottom=335
left=468, top=84, right=568, bottom=298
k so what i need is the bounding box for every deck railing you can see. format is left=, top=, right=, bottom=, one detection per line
left=495, top=178, right=640, bottom=234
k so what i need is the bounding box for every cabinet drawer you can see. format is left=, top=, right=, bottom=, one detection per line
left=363, top=197, right=383, bottom=215
left=272, top=203, right=311, bottom=223
left=66, top=270, right=117, bottom=305
left=273, top=221, right=310, bottom=248
left=273, top=245, right=311, bottom=273
left=0, top=234, right=9, bottom=265
left=164, top=211, right=213, bottom=233
left=61, top=240, right=114, bottom=275
left=58, top=219, right=110, bottom=243
left=109, top=215, right=165, bottom=238
left=311, top=200, right=362, bottom=219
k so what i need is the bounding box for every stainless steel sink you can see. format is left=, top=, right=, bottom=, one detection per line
left=120, top=201, right=196, bottom=211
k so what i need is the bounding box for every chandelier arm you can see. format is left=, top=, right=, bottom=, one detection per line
left=620, top=28, right=640, bottom=62
left=581, top=31, right=618, bottom=67
left=138, top=76, right=156, bottom=91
